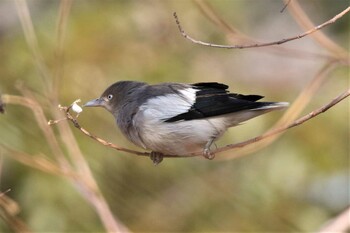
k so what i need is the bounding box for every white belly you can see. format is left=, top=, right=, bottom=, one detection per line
left=134, top=112, right=228, bottom=155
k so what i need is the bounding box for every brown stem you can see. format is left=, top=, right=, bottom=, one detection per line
left=173, top=7, right=350, bottom=49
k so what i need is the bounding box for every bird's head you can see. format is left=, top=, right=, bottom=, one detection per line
left=84, top=81, right=146, bottom=114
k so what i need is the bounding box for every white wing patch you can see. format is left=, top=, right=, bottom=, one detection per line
left=139, top=88, right=197, bottom=120
left=133, top=87, right=232, bottom=155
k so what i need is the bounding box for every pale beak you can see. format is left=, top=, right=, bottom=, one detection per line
left=84, top=98, right=104, bottom=107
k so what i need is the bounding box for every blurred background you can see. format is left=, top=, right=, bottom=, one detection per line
left=0, top=0, right=349, bottom=232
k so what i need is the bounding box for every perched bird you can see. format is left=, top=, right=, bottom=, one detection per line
left=84, top=81, right=288, bottom=164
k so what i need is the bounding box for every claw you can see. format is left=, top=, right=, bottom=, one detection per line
left=203, top=148, right=215, bottom=160
left=150, top=151, right=164, bottom=165
left=203, top=138, right=216, bottom=160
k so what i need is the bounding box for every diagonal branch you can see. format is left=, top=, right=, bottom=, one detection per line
left=280, top=0, right=293, bottom=13
left=193, top=0, right=337, bottom=61
left=285, top=0, right=348, bottom=58
left=173, top=6, right=350, bottom=49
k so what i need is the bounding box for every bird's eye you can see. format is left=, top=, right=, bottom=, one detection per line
left=107, top=94, right=113, bottom=100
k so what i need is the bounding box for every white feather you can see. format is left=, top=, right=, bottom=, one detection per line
left=138, top=88, right=197, bottom=120
left=253, top=102, right=289, bottom=110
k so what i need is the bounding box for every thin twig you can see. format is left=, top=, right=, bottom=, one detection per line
left=0, top=189, right=11, bottom=198
left=193, top=0, right=339, bottom=61
left=280, top=0, right=292, bottom=13
left=285, top=0, right=348, bottom=58
left=193, top=0, right=340, bottom=62
left=173, top=7, right=350, bottom=49
left=50, top=104, right=187, bottom=158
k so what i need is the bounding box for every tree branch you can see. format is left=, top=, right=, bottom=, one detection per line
left=192, top=0, right=339, bottom=61
left=280, top=0, right=292, bottom=13
left=285, top=0, right=348, bottom=58
left=173, top=6, right=350, bottom=49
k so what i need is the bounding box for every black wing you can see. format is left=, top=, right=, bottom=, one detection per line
left=164, top=82, right=267, bottom=122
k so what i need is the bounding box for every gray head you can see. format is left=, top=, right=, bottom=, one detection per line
left=84, top=81, right=147, bottom=113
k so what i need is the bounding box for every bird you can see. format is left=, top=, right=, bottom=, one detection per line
left=84, top=81, right=288, bottom=164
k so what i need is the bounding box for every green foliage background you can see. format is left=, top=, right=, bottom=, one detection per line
left=0, top=0, right=349, bottom=232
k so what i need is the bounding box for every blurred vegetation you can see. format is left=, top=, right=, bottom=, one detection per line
left=0, top=0, right=349, bottom=232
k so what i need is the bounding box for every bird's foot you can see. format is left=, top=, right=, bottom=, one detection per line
left=203, top=138, right=216, bottom=160
left=150, top=151, right=164, bottom=165
left=203, top=148, right=215, bottom=160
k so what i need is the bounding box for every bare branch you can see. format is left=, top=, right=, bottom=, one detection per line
left=285, top=0, right=348, bottom=58
left=193, top=0, right=350, bottom=63
left=280, top=0, right=292, bottom=13
left=173, top=6, right=350, bottom=49
left=49, top=106, right=182, bottom=159
left=193, top=0, right=340, bottom=61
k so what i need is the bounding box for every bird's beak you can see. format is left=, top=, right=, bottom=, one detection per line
left=84, top=98, right=104, bottom=107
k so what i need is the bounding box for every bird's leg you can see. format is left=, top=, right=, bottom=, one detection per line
left=203, top=138, right=216, bottom=160
left=150, top=151, right=164, bottom=165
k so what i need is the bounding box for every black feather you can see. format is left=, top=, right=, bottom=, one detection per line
left=229, top=93, right=264, bottom=101
left=165, top=82, right=269, bottom=122
left=193, top=82, right=229, bottom=90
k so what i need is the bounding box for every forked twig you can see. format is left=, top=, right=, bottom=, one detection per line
left=50, top=104, right=151, bottom=157
left=173, top=6, right=350, bottom=49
